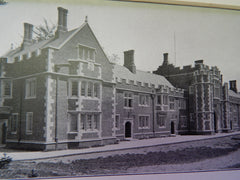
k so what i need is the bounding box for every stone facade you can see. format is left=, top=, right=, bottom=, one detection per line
left=0, top=7, right=238, bottom=150
left=153, top=55, right=240, bottom=135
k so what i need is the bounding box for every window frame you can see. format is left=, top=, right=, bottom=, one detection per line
left=124, top=92, right=134, bottom=108
left=80, top=113, right=99, bottom=131
left=138, top=115, right=150, bottom=129
left=169, top=96, right=175, bottom=110
left=2, top=79, right=12, bottom=98
left=25, top=78, right=36, bottom=99
left=78, top=44, right=96, bottom=61
left=157, top=113, right=166, bottom=128
left=69, top=113, right=78, bottom=132
left=10, top=113, right=18, bottom=134
left=26, top=112, right=33, bottom=135
left=139, top=94, right=150, bottom=106
left=71, top=81, right=78, bottom=97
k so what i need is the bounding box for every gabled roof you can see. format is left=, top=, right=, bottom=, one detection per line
left=113, top=64, right=174, bottom=88
left=1, top=23, right=87, bottom=62
left=228, top=89, right=240, bottom=99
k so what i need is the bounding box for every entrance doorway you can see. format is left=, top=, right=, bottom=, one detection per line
left=171, top=121, right=175, bottom=134
left=125, top=122, right=132, bottom=138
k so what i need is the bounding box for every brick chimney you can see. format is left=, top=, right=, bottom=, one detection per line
left=229, top=80, right=237, bottom=93
left=56, top=7, right=68, bottom=37
left=124, top=50, right=136, bottom=74
left=22, top=23, right=33, bottom=47
left=162, top=53, right=169, bottom=66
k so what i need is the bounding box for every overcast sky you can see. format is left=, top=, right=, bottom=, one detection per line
left=0, top=0, right=240, bottom=89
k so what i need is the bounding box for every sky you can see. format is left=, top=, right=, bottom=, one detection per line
left=0, top=0, right=240, bottom=90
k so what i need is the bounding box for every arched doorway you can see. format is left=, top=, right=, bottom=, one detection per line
left=125, top=122, right=132, bottom=138
left=171, top=121, right=175, bottom=134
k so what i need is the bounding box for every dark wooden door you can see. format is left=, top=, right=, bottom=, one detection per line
left=125, top=122, right=131, bottom=138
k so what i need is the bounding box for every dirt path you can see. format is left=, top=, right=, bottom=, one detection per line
left=1, top=134, right=240, bottom=178
left=126, top=149, right=240, bottom=174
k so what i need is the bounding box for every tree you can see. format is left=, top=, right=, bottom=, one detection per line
left=33, top=18, right=56, bottom=41
left=109, top=53, right=120, bottom=64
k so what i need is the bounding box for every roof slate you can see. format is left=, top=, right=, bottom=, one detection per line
left=113, top=64, right=174, bottom=88
left=1, top=23, right=86, bottom=62
left=228, top=89, right=240, bottom=99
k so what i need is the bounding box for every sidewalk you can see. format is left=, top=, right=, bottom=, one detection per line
left=1, top=132, right=240, bottom=161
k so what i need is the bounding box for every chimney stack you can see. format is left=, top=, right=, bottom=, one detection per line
left=229, top=80, right=237, bottom=93
left=56, top=7, right=68, bottom=37
left=22, top=23, right=33, bottom=48
left=124, top=50, right=136, bottom=74
left=162, top=53, right=169, bottom=66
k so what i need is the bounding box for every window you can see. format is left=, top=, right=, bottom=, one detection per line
left=10, top=113, right=18, bottom=133
left=26, top=112, right=33, bottom=134
left=3, top=80, right=12, bottom=97
left=80, top=114, right=99, bottom=131
left=78, top=45, right=95, bottom=61
left=163, top=95, right=168, bottom=105
left=157, top=95, right=162, bottom=105
left=157, top=113, right=166, bottom=127
left=94, top=83, right=100, bottom=98
left=169, top=96, right=175, bottom=110
left=214, top=87, right=220, bottom=98
left=139, top=115, right=149, bottom=129
left=139, top=94, right=149, bottom=106
left=88, top=82, right=93, bottom=97
left=81, top=81, right=86, bottom=96
left=115, top=115, right=120, bottom=129
left=69, top=113, right=78, bottom=132
left=124, top=92, right=133, bottom=108
left=71, top=81, right=78, bottom=97
left=25, top=78, right=36, bottom=98
left=87, top=115, right=92, bottom=129
left=81, top=114, right=86, bottom=130
left=179, top=99, right=186, bottom=109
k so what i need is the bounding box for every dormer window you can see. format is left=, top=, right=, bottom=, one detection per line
left=78, top=44, right=95, bottom=61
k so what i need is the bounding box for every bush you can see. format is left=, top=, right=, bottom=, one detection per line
left=0, top=153, right=12, bottom=169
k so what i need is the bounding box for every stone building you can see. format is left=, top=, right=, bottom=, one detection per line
left=153, top=54, right=240, bottom=134
left=0, top=7, right=186, bottom=150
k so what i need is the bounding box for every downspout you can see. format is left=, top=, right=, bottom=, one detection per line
left=151, top=90, right=155, bottom=137
left=18, top=80, right=23, bottom=143
left=54, top=66, right=60, bottom=150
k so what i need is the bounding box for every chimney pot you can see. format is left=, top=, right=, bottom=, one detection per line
left=56, top=7, right=68, bottom=37
left=229, top=80, right=237, bottom=93
left=22, top=23, right=33, bottom=48
left=162, top=53, right=169, bottom=66
left=124, top=50, right=136, bottom=74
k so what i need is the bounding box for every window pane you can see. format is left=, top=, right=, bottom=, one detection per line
left=81, top=81, right=86, bottom=96
left=26, top=79, right=36, bottom=98
left=70, top=114, right=78, bottom=132
left=79, top=47, right=84, bottom=59
left=94, top=83, right=99, bottom=98
left=87, top=115, right=92, bottom=130
left=4, top=80, right=11, bottom=96
left=88, top=82, right=93, bottom=97
left=71, top=81, right=78, bottom=96
left=84, top=48, right=88, bottom=60
left=26, top=113, right=33, bottom=133
left=81, top=114, right=85, bottom=130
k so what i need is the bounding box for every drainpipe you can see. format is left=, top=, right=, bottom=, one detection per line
left=54, top=66, right=60, bottom=150
left=151, top=90, right=155, bottom=137
left=18, top=80, right=23, bottom=143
